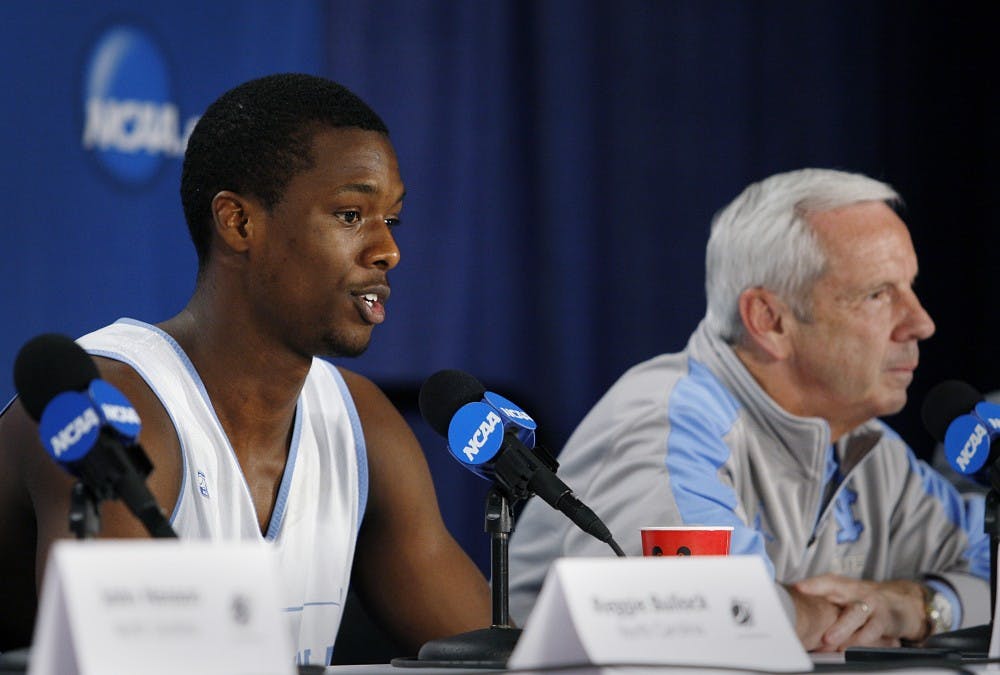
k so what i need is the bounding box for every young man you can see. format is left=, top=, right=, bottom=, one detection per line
left=508, top=168, right=988, bottom=651
left=0, top=73, right=491, bottom=665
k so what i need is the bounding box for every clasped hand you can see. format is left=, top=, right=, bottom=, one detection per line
left=787, top=574, right=927, bottom=652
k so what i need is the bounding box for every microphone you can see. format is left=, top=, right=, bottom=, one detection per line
left=13, top=333, right=177, bottom=538
left=419, top=369, right=623, bottom=555
left=918, top=381, right=1000, bottom=655
left=922, top=380, right=1000, bottom=477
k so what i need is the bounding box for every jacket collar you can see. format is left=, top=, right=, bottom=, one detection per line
left=687, top=320, right=884, bottom=477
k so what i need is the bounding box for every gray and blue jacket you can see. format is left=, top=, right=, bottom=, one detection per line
left=508, top=321, right=989, bottom=629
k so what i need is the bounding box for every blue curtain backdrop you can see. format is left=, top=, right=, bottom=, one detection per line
left=1, top=1, right=998, bottom=573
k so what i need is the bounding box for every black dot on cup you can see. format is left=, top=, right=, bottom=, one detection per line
left=652, top=546, right=664, bottom=556
left=676, top=546, right=692, bottom=556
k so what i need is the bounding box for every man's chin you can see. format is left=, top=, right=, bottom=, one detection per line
left=320, top=334, right=371, bottom=359
left=875, top=391, right=909, bottom=419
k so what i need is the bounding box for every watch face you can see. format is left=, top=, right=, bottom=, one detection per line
left=930, top=591, right=953, bottom=632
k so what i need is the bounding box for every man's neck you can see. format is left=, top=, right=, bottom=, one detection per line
left=731, top=342, right=850, bottom=442
left=157, top=297, right=310, bottom=453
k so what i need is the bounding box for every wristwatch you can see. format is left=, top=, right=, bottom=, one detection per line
left=922, top=583, right=954, bottom=638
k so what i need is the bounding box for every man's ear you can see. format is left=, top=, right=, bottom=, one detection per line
left=210, top=190, right=255, bottom=254
left=737, top=287, right=794, bottom=360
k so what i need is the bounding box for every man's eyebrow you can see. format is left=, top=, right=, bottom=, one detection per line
left=333, top=184, right=406, bottom=205
left=334, top=183, right=378, bottom=195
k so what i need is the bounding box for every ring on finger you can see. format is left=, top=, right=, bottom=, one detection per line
left=855, top=600, right=871, bottom=615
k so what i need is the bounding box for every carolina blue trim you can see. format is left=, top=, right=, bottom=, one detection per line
left=265, top=402, right=303, bottom=541
left=281, top=599, right=343, bottom=613
left=822, top=448, right=864, bottom=544
left=327, top=363, right=369, bottom=535
left=816, top=445, right=837, bottom=533
left=904, top=448, right=991, bottom=581
left=960, top=494, right=989, bottom=580
left=665, top=358, right=773, bottom=576
left=93, top=318, right=304, bottom=535
left=1, top=396, right=14, bottom=416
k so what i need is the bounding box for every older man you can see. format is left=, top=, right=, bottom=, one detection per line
left=508, top=168, right=988, bottom=651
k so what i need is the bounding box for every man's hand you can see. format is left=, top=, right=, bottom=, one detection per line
left=792, top=574, right=927, bottom=651
left=785, top=584, right=842, bottom=651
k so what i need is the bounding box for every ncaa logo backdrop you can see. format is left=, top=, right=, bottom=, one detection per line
left=0, top=3, right=328, bottom=406
left=81, top=24, right=198, bottom=186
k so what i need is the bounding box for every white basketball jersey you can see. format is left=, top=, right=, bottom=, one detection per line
left=78, top=319, right=367, bottom=667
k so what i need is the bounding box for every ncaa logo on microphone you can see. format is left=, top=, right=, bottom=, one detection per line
left=448, top=402, right=504, bottom=465
left=483, top=391, right=536, bottom=446
left=483, top=392, right=536, bottom=428
left=89, top=379, right=142, bottom=439
left=39, top=391, right=102, bottom=463
left=975, top=401, right=1000, bottom=433
left=945, top=414, right=991, bottom=474
left=81, top=24, right=199, bottom=186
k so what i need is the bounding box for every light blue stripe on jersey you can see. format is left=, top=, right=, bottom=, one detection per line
left=665, top=358, right=773, bottom=576
left=328, top=364, right=368, bottom=535
left=265, top=403, right=303, bottom=541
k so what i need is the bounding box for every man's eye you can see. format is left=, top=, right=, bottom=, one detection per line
left=336, top=210, right=361, bottom=224
left=385, top=217, right=401, bottom=228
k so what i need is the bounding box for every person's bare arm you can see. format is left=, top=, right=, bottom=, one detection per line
left=0, top=399, right=65, bottom=649
left=0, top=355, right=181, bottom=648
left=342, top=369, right=492, bottom=653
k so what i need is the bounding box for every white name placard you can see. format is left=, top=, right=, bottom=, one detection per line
left=28, top=539, right=295, bottom=675
left=508, top=555, right=811, bottom=672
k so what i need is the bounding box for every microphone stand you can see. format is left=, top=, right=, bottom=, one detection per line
left=970, top=463, right=997, bottom=645
left=403, top=486, right=521, bottom=668
left=68, top=481, right=101, bottom=540
left=924, top=460, right=999, bottom=655
left=484, top=487, right=520, bottom=637
left=988, top=472, right=999, bottom=615
left=65, top=433, right=178, bottom=540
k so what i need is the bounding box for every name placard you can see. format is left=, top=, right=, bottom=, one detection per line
left=28, top=539, right=295, bottom=675
left=508, top=556, right=810, bottom=672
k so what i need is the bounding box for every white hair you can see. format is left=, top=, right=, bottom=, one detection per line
left=704, top=168, right=900, bottom=344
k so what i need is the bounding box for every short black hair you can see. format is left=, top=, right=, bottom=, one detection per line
left=180, top=73, right=389, bottom=268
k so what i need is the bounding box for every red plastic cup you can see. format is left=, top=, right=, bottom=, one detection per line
left=640, top=526, right=733, bottom=556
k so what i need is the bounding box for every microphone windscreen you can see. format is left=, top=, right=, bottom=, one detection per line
left=921, top=380, right=983, bottom=442
left=418, top=369, right=486, bottom=436
left=13, top=333, right=98, bottom=421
